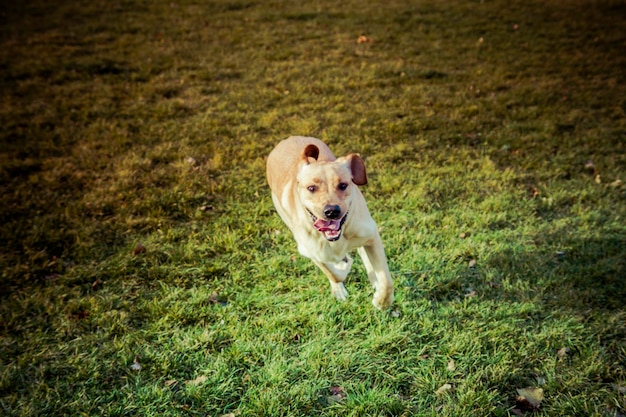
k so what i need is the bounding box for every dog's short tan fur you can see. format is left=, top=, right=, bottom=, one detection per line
left=266, top=136, right=394, bottom=309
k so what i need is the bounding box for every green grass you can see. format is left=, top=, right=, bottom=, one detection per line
left=1, top=0, right=625, bottom=415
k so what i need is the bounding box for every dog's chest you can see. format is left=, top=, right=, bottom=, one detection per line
left=294, top=227, right=369, bottom=264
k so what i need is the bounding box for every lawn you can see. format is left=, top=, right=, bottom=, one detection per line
left=1, top=0, right=625, bottom=416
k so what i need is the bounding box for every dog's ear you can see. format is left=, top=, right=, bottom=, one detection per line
left=302, top=144, right=319, bottom=164
left=348, top=153, right=367, bottom=185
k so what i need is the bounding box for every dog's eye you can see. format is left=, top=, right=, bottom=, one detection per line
left=307, top=185, right=317, bottom=193
left=338, top=182, right=348, bottom=191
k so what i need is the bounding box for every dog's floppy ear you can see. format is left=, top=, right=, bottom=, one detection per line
left=348, top=153, right=367, bottom=185
left=302, top=144, right=319, bottom=164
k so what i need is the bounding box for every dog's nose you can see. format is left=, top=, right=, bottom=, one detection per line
left=323, top=205, right=342, bottom=219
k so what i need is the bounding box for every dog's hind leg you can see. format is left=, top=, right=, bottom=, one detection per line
left=313, top=256, right=353, bottom=301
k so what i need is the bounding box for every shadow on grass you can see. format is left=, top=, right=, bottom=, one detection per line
left=487, top=233, right=626, bottom=313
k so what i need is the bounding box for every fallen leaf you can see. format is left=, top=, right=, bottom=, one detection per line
left=165, top=379, right=178, bottom=387
left=468, top=259, right=477, bottom=268
left=436, top=383, right=453, bottom=395
left=74, top=310, right=90, bottom=320
left=326, top=394, right=345, bottom=405
left=557, top=347, right=571, bottom=359
left=610, top=179, right=622, bottom=187
left=357, top=35, right=373, bottom=44
left=133, top=242, right=146, bottom=256
left=91, top=279, right=103, bottom=289
left=208, top=292, right=228, bottom=306
left=186, top=375, right=207, bottom=386
left=326, top=386, right=347, bottom=404
left=208, top=292, right=220, bottom=304
left=516, top=387, right=544, bottom=410
left=130, top=357, right=142, bottom=371
left=447, top=359, right=456, bottom=371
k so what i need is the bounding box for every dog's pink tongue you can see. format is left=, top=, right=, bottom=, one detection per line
left=314, top=218, right=340, bottom=231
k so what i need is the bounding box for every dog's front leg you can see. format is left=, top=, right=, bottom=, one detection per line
left=313, top=256, right=353, bottom=301
left=357, top=239, right=394, bottom=309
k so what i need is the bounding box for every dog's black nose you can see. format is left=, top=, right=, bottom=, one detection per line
left=324, top=205, right=342, bottom=219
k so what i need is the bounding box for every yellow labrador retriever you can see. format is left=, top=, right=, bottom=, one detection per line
left=266, top=136, right=394, bottom=309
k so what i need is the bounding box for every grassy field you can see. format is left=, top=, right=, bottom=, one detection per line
left=1, top=0, right=625, bottom=415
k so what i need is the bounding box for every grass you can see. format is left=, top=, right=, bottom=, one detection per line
left=1, top=0, right=625, bottom=415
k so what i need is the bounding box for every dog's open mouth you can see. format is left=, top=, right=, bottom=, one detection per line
left=308, top=210, right=347, bottom=241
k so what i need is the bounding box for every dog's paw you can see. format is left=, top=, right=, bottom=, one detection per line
left=372, top=290, right=394, bottom=310
left=330, top=282, right=348, bottom=301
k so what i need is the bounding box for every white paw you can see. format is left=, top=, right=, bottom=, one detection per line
left=372, top=290, right=394, bottom=310
left=330, top=282, right=348, bottom=301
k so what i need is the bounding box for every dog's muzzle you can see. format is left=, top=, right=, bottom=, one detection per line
left=307, top=209, right=348, bottom=241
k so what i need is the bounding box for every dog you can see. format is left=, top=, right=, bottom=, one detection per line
left=266, top=136, right=394, bottom=309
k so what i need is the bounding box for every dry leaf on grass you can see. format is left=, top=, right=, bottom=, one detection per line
left=447, top=359, right=456, bottom=371
left=464, top=289, right=477, bottom=298
left=208, top=292, right=220, bottom=304
left=186, top=375, right=207, bottom=386
left=516, top=387, right=544, bottom=411
left=133, top=242, right=146, bottom=256
left=326, top=386, right=347, bottom=404
left=557, top=347, right=571, bottom=359
left=584, top=160, right=597, bottom=175
left=436, top=383, right=453, bottom=395
left=130, top=357, right=142, bottom=371
left=208, top=291, right=228, bottom=306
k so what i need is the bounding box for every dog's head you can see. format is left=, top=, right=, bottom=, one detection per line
left=296, top=144, right=367, bottom=241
